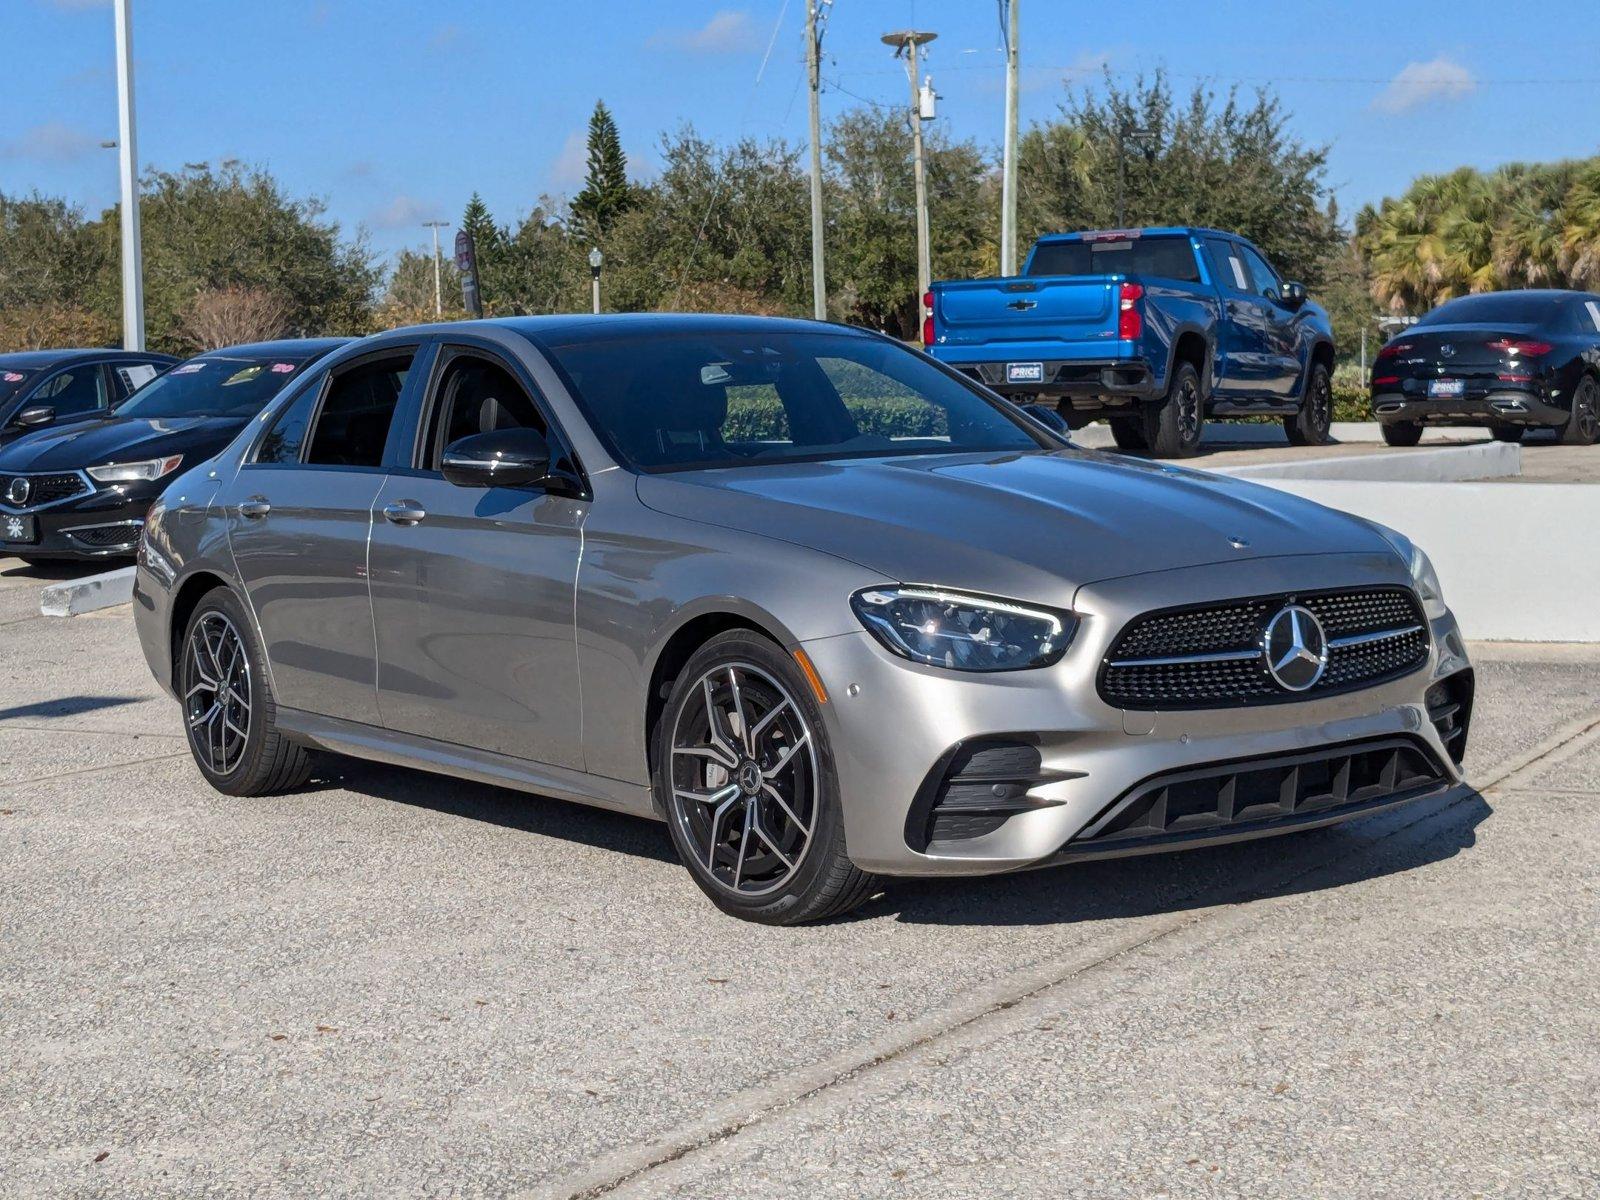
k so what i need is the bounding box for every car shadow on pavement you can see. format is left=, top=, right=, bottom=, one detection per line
left=313, top=753, right=1489, bottom=927
left=311, top=755, right=679, bottom=866
left=872, top=788, right=1493, bottom=928
left=0, top=559, right=117, bottom=582
left=0, top=694, right=144, bottom=723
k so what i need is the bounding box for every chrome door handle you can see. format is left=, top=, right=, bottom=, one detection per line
left=383, top=500, right=427, bottom=525
left=238, top=497, right=271, bottom=519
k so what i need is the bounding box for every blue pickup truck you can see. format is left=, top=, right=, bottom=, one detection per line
left=925, top=227, right=1336, bottom=457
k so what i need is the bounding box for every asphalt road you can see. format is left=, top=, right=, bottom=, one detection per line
left=2, top=558, right=1597, bottom=1199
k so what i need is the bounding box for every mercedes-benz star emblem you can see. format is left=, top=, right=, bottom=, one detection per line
left=5, top=477, right=29, bottom=507
left=1440, top=343, right=1455, bottom=358
left=1262, top=604, right=1328, bottom=692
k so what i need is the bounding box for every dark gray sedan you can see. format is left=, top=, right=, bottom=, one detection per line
left=133, top=316, right=1474, bottom=924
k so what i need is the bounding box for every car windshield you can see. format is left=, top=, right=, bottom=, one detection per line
left=0, top=367, right=37, bottom=405
left=115, top=355, right=309, bottom=419
left=1417, top=293, right=1570, bottom=327
left=533, top=329, right=1050, bottom=472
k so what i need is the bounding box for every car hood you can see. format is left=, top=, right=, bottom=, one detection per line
left=0, top=415, right=247, bottom=472
left=637, top=448, right=1395, bottom=604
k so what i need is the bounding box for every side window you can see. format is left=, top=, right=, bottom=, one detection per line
left=305, top=353, right=413, bottom=467
left=1577, top=298, right=1600, bottom=334
left=1236, top=244, right=1282, bottom=301
left=1204, top=238, right=1251, bottom=294
left=424, top=352, right=547, bottom=468
left=37, top=366, right=108, bottom=416
left=111, top=360, right=163, bottom=399
left=255, top=374, right=327, bottom=464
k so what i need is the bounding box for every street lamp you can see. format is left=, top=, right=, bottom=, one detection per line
left=589, top=247, right=603, bottom=315
left=422, top=220, right=448, bottom=317
left=1115, top=125, right=1158, bottom=228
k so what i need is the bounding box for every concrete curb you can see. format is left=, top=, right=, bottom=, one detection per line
left=1208, top=440, right=1520, bottom=482
left=40, top=566, right=136, bottom=617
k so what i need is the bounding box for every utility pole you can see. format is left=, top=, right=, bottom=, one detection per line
left=998, top=0, right=1020, bottom=276
left=422, top=220, right=448, bottom=317
left=805, top=1, right=829, bottom=320
left=113, top=0, right=144, bottom=350
left=882, top=29, right=938, bottom=320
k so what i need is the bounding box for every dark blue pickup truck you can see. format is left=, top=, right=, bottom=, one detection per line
left=925, top=227, right=1336, bottom=457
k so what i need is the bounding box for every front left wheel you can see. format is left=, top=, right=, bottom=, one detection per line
left=179, top=586, right=315, bottom=796
left=1284, top=363, right=1333, bottom=446
left=654, top=630, right=878, bottom=925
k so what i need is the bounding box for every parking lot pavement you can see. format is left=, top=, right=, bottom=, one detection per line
left=2, top=584, right=1598, bottom=1198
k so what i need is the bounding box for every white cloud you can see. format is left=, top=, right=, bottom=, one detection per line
left=650, top=9, right=758, bottom=54
left=550, top=129, right=588, bottom=189
left=372, top=195, right=442, bottom=229
left=0, top=121, right=100, bottom=162
left=1373, top=56, right=1476, bottom=113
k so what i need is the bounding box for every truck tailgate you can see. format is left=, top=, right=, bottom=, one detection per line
left=934, top=277, right=1118, bottom=349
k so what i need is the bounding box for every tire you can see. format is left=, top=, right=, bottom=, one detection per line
left=1489, top=422, right=1525, bottom=443
left=1560, top=374, right=1600, bottom=445
left=1108, top=415, right=1149, bottom=451
left=1144, top=362, right=1204, bottom=458
left=178, top=586, right=315, bottom=796
left=1381, top=421, right=1423, bottom=447
left=1284, top=362, right=1333, bottom=446
left=653, top=629, right=879, bottom=925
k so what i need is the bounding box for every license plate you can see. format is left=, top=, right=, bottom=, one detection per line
left=1006, top=362, right=1045, bottom=384
left=2, top=513, right=37, bottom=546
left=1429, top=378, right=1465, bottom=398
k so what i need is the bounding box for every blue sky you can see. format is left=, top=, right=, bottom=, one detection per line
left=6, top=0, right=1600, bottom=270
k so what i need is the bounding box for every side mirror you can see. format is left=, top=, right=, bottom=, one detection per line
left=440, top=427, right=553, bottom=489
left=1280, top=281, right=1308, bottom=310
left=15, top=405, right=55, bottom=429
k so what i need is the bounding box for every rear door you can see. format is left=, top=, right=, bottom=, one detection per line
left=367, top=341, right=586, bottom=769
left=225, top=344, right=424, bottom=724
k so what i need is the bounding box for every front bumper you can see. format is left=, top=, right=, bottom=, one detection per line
left=800, top=552, right=1472, bottom=877
left=0, top=471, right=156, bottom=560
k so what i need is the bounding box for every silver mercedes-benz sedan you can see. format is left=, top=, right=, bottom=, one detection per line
left=133, top=315, right=1475, bottom=924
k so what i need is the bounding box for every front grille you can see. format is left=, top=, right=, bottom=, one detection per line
left=1061, top=736, right=1448, bottom=857
left=0, top=471, right=90, bottom=508
left=1100, top=587, right=1429, bottom=710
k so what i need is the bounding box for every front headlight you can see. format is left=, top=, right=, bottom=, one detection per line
left=850, top=585, right=1076, bottom=671
left=1376, top=527, right=1446, bottom=618
left=86, top=454, right=183, bottom=484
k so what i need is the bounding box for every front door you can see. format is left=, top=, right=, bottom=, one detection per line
left=367, top=344, right=586, bottom=769
left=225, top=346, right=420, bottom=724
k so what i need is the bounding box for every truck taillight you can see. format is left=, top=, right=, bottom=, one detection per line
left=1118, top=281, right=1143, bottom=341
left=922, top=291, right=935, bottom=346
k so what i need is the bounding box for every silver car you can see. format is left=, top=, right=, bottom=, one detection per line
left=133, top=316, right=1475, bottom=924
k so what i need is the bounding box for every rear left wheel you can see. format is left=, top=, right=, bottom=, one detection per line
left=1144, top=362, right=1204, bottom=458
left=180, top=587, right=315, bottom=796
left=654, top=630, right=878, bottom=925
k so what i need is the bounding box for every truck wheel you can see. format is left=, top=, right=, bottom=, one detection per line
left=1381, top=421, right=1423, bottom=447
left=1108, top=416, right=1148, bottom=451
left=1559, top=375, right=1600, bottom=445
left=1285, top=363, right=1333, bottom=446
left=1144, top=362, right=1204, bottom=458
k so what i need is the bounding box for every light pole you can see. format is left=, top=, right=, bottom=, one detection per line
left=805, top=0, right=830, bottom=319
left=1115, top=125, right=1157, bottom=229
left=998, top=0, right=1020, bottom=276
left=589, top=247, right=603, bottom=314
left=882, top=29, right=938, bottom=329
left=422, top=220, right=448, bottom=316
left=113, top=0, right=145, bottom=351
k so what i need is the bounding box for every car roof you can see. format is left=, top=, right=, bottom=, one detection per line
left=375, top=312, right=872, bottom=346
left=1034, top=226, right=1235, bottom=244
left=189, top=336, right=353, bottom=360
left=1437, top=288, right=1593, bottom=303
left=0, top=348, right=178, bottom=368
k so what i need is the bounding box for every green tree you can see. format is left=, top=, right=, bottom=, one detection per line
left=826, top=107, right=992, bottom=337
left=570, top=101, right=637, bottom=243
left=1018, top=71, right=1343, bottom=288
